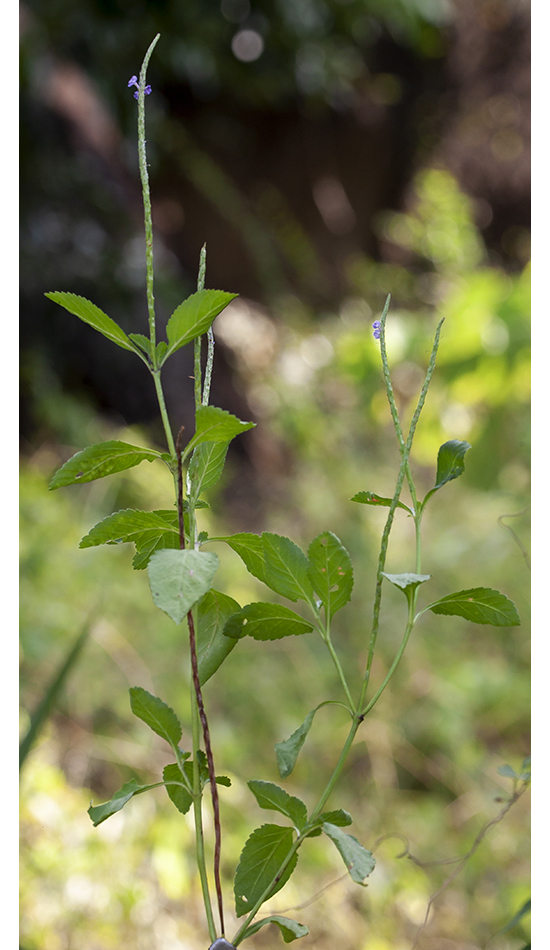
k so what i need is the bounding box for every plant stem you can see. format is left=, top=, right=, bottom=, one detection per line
left=193, top=246, right=206, bottom=407
left=190, top=695, right=217, bottom=943
left=152, top=370, right=176, bottom=457
left=136, top=34, right=160, bottom=355
left=321, top=624, right=356, bottom=712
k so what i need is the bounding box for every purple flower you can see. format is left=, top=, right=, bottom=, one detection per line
left=128, top=76, right=152, bottom=99
left=372, top=320, right=381, bottom=340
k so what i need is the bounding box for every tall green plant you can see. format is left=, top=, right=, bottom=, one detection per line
left=45, top=37, right=522, bottom=948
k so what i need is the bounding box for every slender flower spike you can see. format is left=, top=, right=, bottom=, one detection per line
left=128, top=75, right=152, bottom=99
left=372, top=320, right=381, bottom=340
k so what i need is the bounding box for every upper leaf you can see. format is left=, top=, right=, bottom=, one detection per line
left=248, top=780, right=308, bottom=832
left=434, top=440, right=471, bottom=490
left=164, top=289, right=237, bottom=358
left=427, top=587, right=520, bottom=626
left=45, top=291, right=135, bottom=352
left=242, top=916, right=309, bottom=943
left=128, top=333, right=153, bottom=360
left=262, top=533, right=316, bottom=605
left=184, top=406, right=255, bottom=458
left=79, top=508, right=179, bottom=551
left=234, top=824, right=298, bottom=917
left=129, top=687, right=182, bottom=748
left=322, top=822, right=376, bottom=885
left=351, top=491, right=412, bottom=514
left=88, top=778, right=160, bottom=826
left=196, top=589, right=241, bottom=685
left=49, top=441, right=161, bottom=489
left=147, top=549, right=219, bottom=624
left=307, top=531, right=353, bottom=618
left=223, top=602, right=314, bottom=641
left=275, top=708, right=318, bottom=778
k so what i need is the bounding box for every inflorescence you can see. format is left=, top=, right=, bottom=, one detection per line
left=372, top=320, right=381, bottom=340
left=128, top=75, right=152, bottom=99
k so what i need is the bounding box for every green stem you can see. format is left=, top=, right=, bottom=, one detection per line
left=361, top=604, right=416, bottom=718
left=193, top=246, right=206, bottom=407
left=152, top=370, right=176, bottom=458
left=136, top=34, right=160, bottom=356
left=321, top=624, right=356, bottom=712
left=191, top=693, right=217, bottom=943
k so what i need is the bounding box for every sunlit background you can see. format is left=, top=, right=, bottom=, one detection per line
left=20, top=1, right=530, bottom=948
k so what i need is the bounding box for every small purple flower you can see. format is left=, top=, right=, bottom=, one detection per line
left=372, top=320, right=381, bottom=340
left=128, top=75, right=152, bottom=99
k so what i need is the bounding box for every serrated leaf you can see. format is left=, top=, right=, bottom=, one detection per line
left=165, top=289, right=237, bottom=358
left=196, top=589, right=241, bottom=685
left=87, top=779, right=160, bottom=826
left=275, top=708, right=317, bottom=778
left=49, top=441, right=161, bottom=489
left=128, top=333, right=153, bottom=359
left=185, top=406, right=255, bottom=458
left=223, top=603, right=314, bottom=641
left=129, top=687, right=182, bottom=747
left=351, top=491, right=412, bottom=513
left=242, top=915, right=309, bottom=943
left=45, top=291, right=135, bottom=351
left=217, top=533, right=267, bottom=584
left=248, top=780, right=308, bottom=831
left=79, top=508, right=179, bottom=551
left=262, top=533, right=315, bottom=605
left=147, top=549, right=219, bottom=624
left=427, top=587, right=520, bottom=626
left=189, top=441, right=229, bottom=500
left=382, top=572, right=431, bottom=593
left=234, top=824, right=297, bottom=917
left=163, top=762, right=193, bottom=816
left=155, top=341, right=168, bottom=363
left=307, top=531, right=353, bottom=618
left=322, top=822, right=375, bottom=885
left=434, top=440, right=471, bottom=489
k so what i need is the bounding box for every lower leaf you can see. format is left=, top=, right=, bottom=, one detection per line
left=234, top=824, right=297, bottom=917
left=242, top=915, right=309, bottom=943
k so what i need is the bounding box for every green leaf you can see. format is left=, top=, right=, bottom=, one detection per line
left=155, top=341, right=168, bottom=363
left=185, top=405, right=255, bottom=458
left=45, top=291, right=135, bottom=351
left=49, top=441, right=161, bottom=489
left=262, top=533, right=315, bottom=605
left=196, top=589, right=241, bottom=685
left=163, top=762, right=193, bottom=816
left=165, top=289, right=237, bottom=359
left=147, top=549, right=219, bottom=624
left=79, top=508, right=179, bottom=551
left=382, top=572, right=431, bottom=595
left=248, top=780, right=308, bottom=832
left=434, top=440, right=471, bottom=489
left=351, top=491, right=412, bottom=514
left=129, top=687, right=182, bottom=747
left=217, top=533, right=268, bottom=585
left=223, top=603, right=314, bottom=641
left=234, top=824, right=298, bottom=917
left=427, top=587, right=520, bottom=626
left=275, top=708, right=318, bottom=778
left=189, top=441, right=230, bottom=500
left=128, top=333, right=153, bottom=359
left=307, top=531, right=353, bottom=618
left=87, top=778, right=160, bottom=827
left=322, top=822, right=376, bottom=885
left=242, top=916, right=309, bottom=943
left=314, top=808, right=352, bottom=828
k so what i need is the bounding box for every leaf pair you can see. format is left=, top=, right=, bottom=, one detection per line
left=88, top=687, right=231, bottom=827
left=381, top=573, right=520, bottom=627
left=220, top=530, right=353, bottom=618
left=45, top=288, right=237, bottom=367
left=234, top=782, right=374, bottom=921
left=351, top=439, right=471, bottom=514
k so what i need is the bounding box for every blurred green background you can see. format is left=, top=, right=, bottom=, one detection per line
left=20, top=1, right=530, bottom=948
